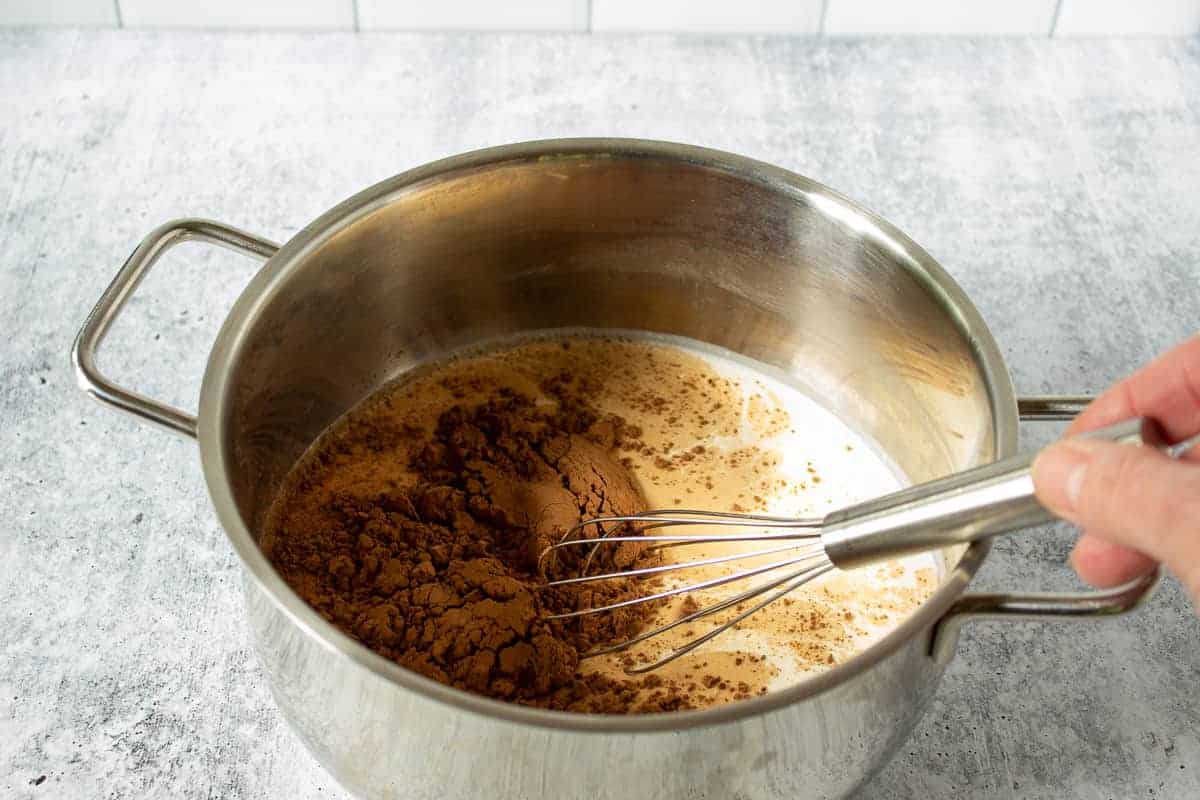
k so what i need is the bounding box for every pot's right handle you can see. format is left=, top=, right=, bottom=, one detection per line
left=1015, top=395, right=1092, bottom=420
left=928, top=394, right=1163, bottom=665
left=71, top=218, right=279, bottom=439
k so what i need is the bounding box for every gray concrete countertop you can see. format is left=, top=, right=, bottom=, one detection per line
left=2, top=29, right=1198, bottom=799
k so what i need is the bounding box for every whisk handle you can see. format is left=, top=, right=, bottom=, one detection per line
left=820, top=417, right=1165, bottom=570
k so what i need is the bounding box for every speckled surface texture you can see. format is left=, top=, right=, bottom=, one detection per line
left=1, top=29, right=1198, bottom=799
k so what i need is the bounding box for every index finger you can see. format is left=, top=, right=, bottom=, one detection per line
left=1066, top=334, right=1200, bottom=444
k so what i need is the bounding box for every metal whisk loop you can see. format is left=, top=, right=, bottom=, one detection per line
left=587, top=559, right=835, bottom=670
left=544, top=549, right=828, bottom=620
left=539, top=507, right=832, bottom=662
left=542, top=508, right=823, bottom=577
left=624, top=562, right=836, bottom=673
left=561, top=508, right=823, bottom=536
left=545, top=541, right=818, bottom=587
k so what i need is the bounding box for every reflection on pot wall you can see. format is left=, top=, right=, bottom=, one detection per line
left=223, top=156, right=996, bottom=540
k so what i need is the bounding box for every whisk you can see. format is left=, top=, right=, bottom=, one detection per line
left=540, top=417, right=1200, bottom=672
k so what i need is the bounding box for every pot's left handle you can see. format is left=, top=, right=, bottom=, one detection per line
left=71, top=218, right=279, bottom=439
left=928, top=394, right=1163, bottom=665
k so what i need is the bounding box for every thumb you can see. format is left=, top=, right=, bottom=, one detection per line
left=1032, top=438, right=1200, bottom=596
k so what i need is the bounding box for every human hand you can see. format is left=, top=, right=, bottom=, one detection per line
left=1031, top=335, right=1200, bottom=602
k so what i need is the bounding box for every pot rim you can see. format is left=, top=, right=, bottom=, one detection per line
left=198, top=138, right=1017, bottom=734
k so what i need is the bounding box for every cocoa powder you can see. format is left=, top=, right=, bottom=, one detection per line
left=262, top=359, right=704, bottom=713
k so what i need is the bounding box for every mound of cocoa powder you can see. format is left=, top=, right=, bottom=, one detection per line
left=263, top=371, right=700, bottom=713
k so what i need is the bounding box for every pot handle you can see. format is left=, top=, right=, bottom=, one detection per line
left=71, top=218, right=279, bottom=439
left=927, top=394, right=1163, bottom=665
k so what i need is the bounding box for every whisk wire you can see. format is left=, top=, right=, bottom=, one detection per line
left=624, top=562, right=836, bottom=673
left=545, top=548, right=827, bottom=620
left=561, top=509, right=823, bottom=533
left=544, top=541, right=817, bottom=587
left=584, top=559, right=830, bottom=661
left=544, top=508, right=824, bottom=580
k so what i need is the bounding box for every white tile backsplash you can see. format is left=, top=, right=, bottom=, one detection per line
left=1054, top=0, right=1200, bottom=36
left=0, top=0, right=117, bottom=25
left=4, top=0, right=1199, bottom=35
left=118, top=0, right=353, bottom=29
left=591, top=0, right=823, bottom=34
left=358, top=0, right=587, bottom=31
left=823, top=0, right=1058, bottom=35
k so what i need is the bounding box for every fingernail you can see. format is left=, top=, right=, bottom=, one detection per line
left=1033, top=440, right=1103, bottom=515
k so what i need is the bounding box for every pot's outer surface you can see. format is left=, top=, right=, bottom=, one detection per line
left=246, top=575, right=943, bottom=799
left=73, top=139, right=1158, bottom=800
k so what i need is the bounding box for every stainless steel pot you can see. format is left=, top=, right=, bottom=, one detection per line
left=73, top=139, right=1158, bottom=800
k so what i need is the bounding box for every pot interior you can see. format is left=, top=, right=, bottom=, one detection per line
left=213, top=143, right=1011, bottom=626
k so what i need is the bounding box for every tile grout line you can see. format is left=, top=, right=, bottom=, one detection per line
left=1048, top=0, right=1064, bottom=37
left=818, top=0, right=831, bottom=37
left=113, top=0, right=123, bottom=28
left=352, top=0, right=360, bottom=32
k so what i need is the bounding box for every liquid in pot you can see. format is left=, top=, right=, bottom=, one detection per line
left=261, top=333, right=937, bottom=713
